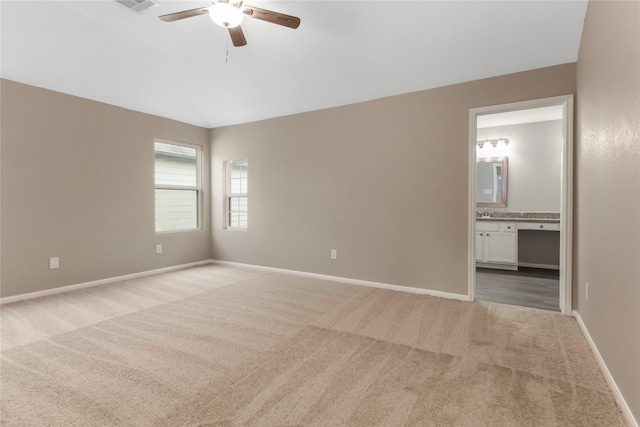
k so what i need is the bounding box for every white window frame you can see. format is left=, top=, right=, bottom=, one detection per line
left=154, top=138, right=203, bottom=233
left=225, top=160, right=248, bottom=231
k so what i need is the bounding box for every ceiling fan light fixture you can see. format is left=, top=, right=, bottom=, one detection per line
left=209, top=3, right=243, bottom=28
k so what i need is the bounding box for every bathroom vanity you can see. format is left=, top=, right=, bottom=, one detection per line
left=476, top=214, right=560, bottom=271
left=475, top=151, right=562, bottom=271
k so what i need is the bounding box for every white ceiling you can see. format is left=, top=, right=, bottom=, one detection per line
left=477, top=105, right=564, bottom=128
left=0, top=1, right=588, bottom=128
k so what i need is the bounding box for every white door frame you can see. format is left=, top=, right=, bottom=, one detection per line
left=468, top=95, right=574, bottom=314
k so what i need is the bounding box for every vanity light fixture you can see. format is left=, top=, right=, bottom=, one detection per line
left=477, top=138, right=509, bottom=149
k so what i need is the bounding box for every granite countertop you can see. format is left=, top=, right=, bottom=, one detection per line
left=476, top=212, right=560, bottom=224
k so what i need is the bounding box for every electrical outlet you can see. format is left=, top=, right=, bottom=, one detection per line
left=330, top=249, right=337, bottom=260
left=49, top=257, right=60, bottom=269
left=585, top=282, right=589, bottom=301
left=156, top=244, right=162, bottom=254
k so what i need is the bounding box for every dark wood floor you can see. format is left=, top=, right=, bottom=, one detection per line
left=476, top=267, right=560, bottom=312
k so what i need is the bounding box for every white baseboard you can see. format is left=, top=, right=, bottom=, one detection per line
left=573, top=310, right=638, bottom=427
left=0, top=260, right=214, bottom=305
left=212, top=260, right=471, bottom=301
left=2, top=258, right=470, bottom=305
left=517, top=262, right=560, bottom=271
left=476, top=262, right=518, bottom=271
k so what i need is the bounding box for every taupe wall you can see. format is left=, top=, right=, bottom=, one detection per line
left=211, top=64, right=576, bottom=295
left=477, top=120, right=563, bottom=213
left=0, top=80, right=212, bottom=298
left=575, top=0, right=640, bottom=422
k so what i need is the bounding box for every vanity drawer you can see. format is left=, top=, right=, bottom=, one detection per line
left=476, top=222, right=500, bottom=232
left=517, top=222, right=560, bottom=231
left=500, top=222, right=516, bottom=232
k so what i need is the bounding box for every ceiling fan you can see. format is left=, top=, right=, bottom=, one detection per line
left=158, top=0, right=301, bottom=47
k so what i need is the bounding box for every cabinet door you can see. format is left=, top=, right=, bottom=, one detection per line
left=485, top=232, right=516, bottom=264
left=475, top=232, right=485, bottom=262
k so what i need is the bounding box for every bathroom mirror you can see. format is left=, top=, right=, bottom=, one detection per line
left=476, top=157, right=508, bottom=207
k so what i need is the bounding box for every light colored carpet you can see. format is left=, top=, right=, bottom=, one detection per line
left=0, top=264, right=625, bottom=426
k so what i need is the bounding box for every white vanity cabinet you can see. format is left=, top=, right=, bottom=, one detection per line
left=476, top=221, right=517, bottom=270
left=516, top=222, right=560, bottom=231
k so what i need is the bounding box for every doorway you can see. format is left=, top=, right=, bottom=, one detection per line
left=468, top=95, right=573, bottom=314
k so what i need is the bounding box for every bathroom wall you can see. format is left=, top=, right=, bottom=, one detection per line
left=477, top=120, right=562, bottom=213
left=518, top=230, right=560, bottom=269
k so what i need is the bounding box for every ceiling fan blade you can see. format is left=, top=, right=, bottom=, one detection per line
left=242, top=6, right=300, bottom=29
left=158, top=7, right=210, bottom=22
left=228, top=26, right=247, bottom=47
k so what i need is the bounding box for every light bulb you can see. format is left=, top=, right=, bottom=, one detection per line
left=209, top=3, right=243, bottom=28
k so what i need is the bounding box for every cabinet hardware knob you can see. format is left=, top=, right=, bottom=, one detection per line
left=540, top=225, right=544, bottom=228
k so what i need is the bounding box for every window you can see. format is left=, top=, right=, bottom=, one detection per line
left=225, top=160, right=248, bottom=229
left=154, top=140, right=201, bottom=233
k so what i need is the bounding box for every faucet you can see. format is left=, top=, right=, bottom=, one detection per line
left=483, top=207, right=490, bottom=218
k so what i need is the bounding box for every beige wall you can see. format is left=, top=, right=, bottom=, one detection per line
left=0, top=80, right=212, bottom=298
left=211, top=64, right=576, bottom=295
left=575, top=0, right=640, bottom=422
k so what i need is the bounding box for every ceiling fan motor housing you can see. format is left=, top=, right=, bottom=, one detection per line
left=210, top=2, right=243, bottom=28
